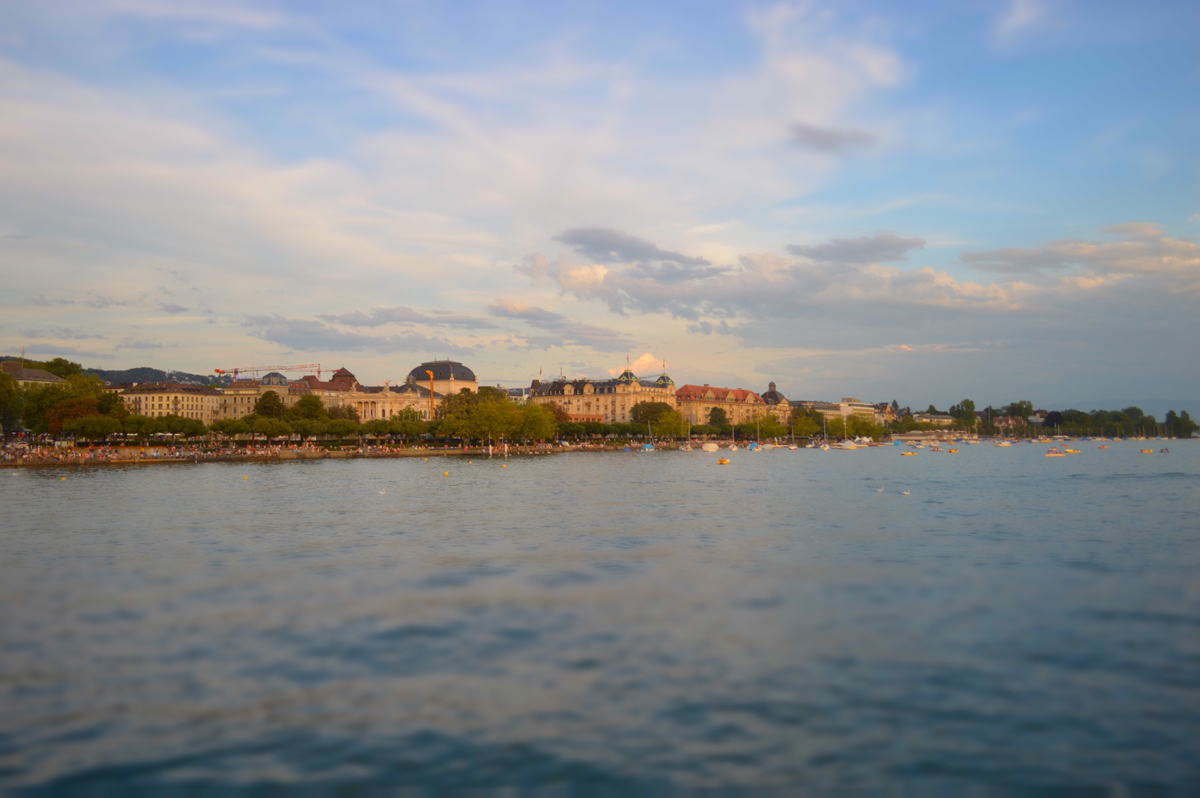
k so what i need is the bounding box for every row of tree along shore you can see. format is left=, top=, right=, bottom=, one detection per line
left=2, top=357, right=1196, bottom=446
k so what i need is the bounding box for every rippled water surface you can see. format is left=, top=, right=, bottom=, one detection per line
left=3, top=442, right=1199, bottom=791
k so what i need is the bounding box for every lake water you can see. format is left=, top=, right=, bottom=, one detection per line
left=2, top=442, right=1198, bottom=791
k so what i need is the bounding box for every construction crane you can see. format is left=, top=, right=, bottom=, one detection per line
left=213, top=363, right=321, bottom=380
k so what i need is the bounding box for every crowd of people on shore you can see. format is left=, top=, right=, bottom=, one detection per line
left=0, top=439, right=569, bottom=466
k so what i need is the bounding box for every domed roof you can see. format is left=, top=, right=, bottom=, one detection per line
left=761, top=381, right=788, bottom=405
left=408, top=360, right=476, bottom=383
left=260, top=371, right=289, bottom=387
left=616, top=369, right=637, bottom=383
left=655, top=373, right=673, bottom=387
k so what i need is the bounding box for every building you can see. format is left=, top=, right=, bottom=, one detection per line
left=2, top=361, right=67, bottom=388
left=407, top=360, right=478, bottom=397
left=121, top=383, right=223, bottom=422
left=675, top=384, right=771, bottom=426
left=912, top=412, right=956, bottom=427
left=793, top=397, right=886, bottom=425
left=529, top=369, right=675, bottom=423
left=759, top=382, right=793, bottom=424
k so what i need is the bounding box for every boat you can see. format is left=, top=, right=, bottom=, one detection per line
left=641, top=443, right=656, bottom=451
left=729, top=444, right=739, bottom=452
left=1046, top=448, right=1065, bottom=457
left=901, top=451, right=918, bottom=456
left=994, top=441, right=1012, bottom=447
left=680, top=444, right=693, bottom=452
left=718, top=457, right=731, bottom=465
left=1099, top=445, right=1108, bottom=449
left=701, top=442, right=719, bottom=453
left=1140, top=449, right=1153, bottom=454
left=1160, top=448, right=1169, bottom=453
left=947, top=448, right=959, bottom=454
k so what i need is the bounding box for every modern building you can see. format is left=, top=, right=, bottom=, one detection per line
left=912, top=412, right=956, bottom=427
left=529, top=369, right=675, bottom=423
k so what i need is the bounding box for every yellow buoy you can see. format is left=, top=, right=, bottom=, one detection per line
left=502, top=464, right=507, bottom=468
left=244, top=476, right=249, bottom=480
left=61, top=476, right=67, bottom=481
left=444, top=471, right=449, bottom=476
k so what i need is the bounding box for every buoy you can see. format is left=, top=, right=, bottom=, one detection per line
left=444, top=471, right=449, bottom=476
left=244, top=476, right=249, bottom=480
left=502, top=464, right=507, bottom=468
left=61, top=476, right=66, bottom=481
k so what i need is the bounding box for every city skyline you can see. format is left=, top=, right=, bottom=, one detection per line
left=2, top=0, right=1197, bottom=411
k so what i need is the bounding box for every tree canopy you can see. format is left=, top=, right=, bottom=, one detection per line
left=254, top=390, right=287, bottom=418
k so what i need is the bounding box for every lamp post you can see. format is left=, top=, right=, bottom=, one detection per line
left=426, top=370, right=435, bottom=421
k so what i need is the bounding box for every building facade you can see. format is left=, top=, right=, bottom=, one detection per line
left=675, top=384, right=771, bottom=426
left=406, top=360, right=478, bottom=397
left=2, top=362, right=68, bottom=388
left=121, top=383, right=223, bottom=422
left=529, top=370, right=675, bottom=423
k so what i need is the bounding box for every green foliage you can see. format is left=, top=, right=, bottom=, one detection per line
left=790, top=406, right=823, bottom=438
left=97, top=391, right=130, bottom=421
left=288, top=394, right=328, bottom=421
left=254, top=390, right=287, bottom=418
left=1003, top=400, right=1034, bottom=420
left=440, top=388, right=523, bottom=441
left=0, top=372, right=22, bottom=434
left=630, top=401, right=673, bottom=425
left=327, top=404, right=360, bottom=421
left=326, top=418, right=361, bottom=440
left=949, top=398, right=976, bottom=421
left=251, top=417, right=292, bottom=440
left=518, top=403, right=557, bottom=442
left=209, top=418, right=249, bottom=437
left=287, top=418, right=324, bottom=440
left=123, top=414, right=165, bottom=441
left=21, top=384, right=78, bottom=434
left=707, top=407, right=730, bottom=427
left=45, top=397, right=102, bottom=434
left=362, top=419, right=393, bottom=437
left=650, top=408, right=686, bottom=439
left=63, top=415, right=123, bottom=440
left=40, top=357, right=84, bottom=379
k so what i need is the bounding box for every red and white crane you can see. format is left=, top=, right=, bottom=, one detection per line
left=213, top=363, right=322, bottom=380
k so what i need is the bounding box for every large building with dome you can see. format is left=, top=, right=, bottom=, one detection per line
left=405, top=359, right=478, bottom=397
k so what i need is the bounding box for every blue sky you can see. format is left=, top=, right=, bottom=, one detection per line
left=2, top=0, right=1197, bottom=411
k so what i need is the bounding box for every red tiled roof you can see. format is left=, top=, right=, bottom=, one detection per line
left=675, top=384, right=763, bottom=404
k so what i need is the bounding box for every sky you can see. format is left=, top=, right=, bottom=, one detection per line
left=1, top=0, right=1198, bottom=412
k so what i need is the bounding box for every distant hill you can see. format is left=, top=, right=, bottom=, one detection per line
left=85, top=366, right=231, bottom=387
left=1052, top=398, right=1197, bottom=420
left=0, top=356, right=230, bottom=387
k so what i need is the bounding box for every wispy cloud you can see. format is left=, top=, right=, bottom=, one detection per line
left=789, top=122, right=876, bottom=153
left=487, top=300, right=634, bottom=353
left=319, top=306, right=496, bottom=329
left=553, top=228, right=711, bottom=267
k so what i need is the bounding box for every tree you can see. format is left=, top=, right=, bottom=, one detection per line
left=288, top=418, right=325, bottom=441
left=707, top=407, right=730, bottom=428
left=41, top=357, right=84, bottom=379
left=289, top=394, right=328, bottom=421
left=210, top=418, right=249, bottom=437
left=20, top=384, right=78, bottom=434
left=254, top=390, right=286, bottom=418
left=326, top=418, right=361, bottom=441
left=0, top=372, right=22, bottom=436
left=362, top=419, right=393, bottom=438
left=388, top=408, right=427, bottom=442
left=926, top=404, right=941, bottom=415
left=630, top=401, right=673, bottom=425
left=949, top=399, right=976, bottom=421
left=791, top=406, right=823, bottom=438
left=251, top=417, right=292, bottom=441
left=327, top=404, right=360, bottom=421
left=45, top=397, right=102, bottom=435
left=1043, top=411, right=1064, bottom=428
left=651, top=408, right=687, bottom=439
left=124, top=414, right=165, bottom=442
left=518, top=403, right=557, bottom=442
left=63, top=415, right=122, bottom=441
left=440, top=388, right=523, bottom=442
left=97, top=391, right=130, bottom=422
left=1003, top=400, right=1034, bottom=421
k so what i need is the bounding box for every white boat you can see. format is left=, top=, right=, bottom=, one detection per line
left=840, top=441, right=858, bottom=450
left=729, top=444, right=739, bottom=451
left=701, top=442, right=719, bottom=453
